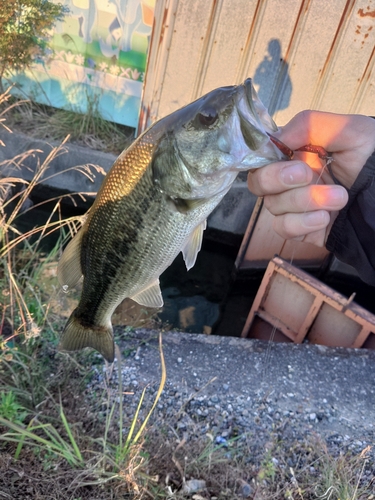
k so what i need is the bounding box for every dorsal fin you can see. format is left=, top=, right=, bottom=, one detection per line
left=131, top=280, right=164, bottom=308
left=57, top=230, right=84, bottom=289
left=182, top=220, right=206, bottom=270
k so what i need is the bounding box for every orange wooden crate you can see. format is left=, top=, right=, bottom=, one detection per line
left=242, top=256, right=375, bottom=349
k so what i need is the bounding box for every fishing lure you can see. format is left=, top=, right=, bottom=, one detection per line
left=268, top=135, right=340, bottom=184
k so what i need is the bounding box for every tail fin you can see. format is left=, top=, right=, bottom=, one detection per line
left=59, top=310, right=115, bottom=362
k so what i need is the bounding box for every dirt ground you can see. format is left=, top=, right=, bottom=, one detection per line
left=1, top=329, right=374, bottom=498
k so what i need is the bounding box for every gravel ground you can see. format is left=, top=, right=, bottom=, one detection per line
left=85, top=329, right=375, bottom=494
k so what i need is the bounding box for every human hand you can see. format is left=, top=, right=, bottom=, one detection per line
left=247, top=110, right=375, bottom=246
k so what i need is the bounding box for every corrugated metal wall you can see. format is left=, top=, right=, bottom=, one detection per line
left=139, top=0, right=375, bottom=131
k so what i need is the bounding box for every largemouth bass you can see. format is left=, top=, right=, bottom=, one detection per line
left=58, top=78, right=287, bottom=362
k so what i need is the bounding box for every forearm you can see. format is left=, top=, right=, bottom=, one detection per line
left=326, top=151, right=375, bottom=285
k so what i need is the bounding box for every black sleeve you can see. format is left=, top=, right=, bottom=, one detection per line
left=326, top=151, right=375, bottom=286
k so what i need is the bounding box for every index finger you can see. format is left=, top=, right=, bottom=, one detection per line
left=276, top=111, right=353, bottom=151
left=278, top=111, right=375, bottom=154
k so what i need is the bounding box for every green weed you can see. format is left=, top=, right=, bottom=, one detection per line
left=313, top=442, right=373, bottom=500
left=73, top=334, right=167, bottom=489
left=0, top=407, right=84, bottom=467
left=0, top=391, right=28, bottom=425
left=257, top=447, right=277, bottom=482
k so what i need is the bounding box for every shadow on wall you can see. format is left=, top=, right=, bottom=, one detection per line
left=253, top=39, right=292, bottom=116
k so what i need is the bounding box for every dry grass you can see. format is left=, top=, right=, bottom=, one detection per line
left=2, top=93, right=134, bottom=155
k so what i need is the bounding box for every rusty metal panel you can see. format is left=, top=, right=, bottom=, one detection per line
left=139, top=0, right=375, bottom=132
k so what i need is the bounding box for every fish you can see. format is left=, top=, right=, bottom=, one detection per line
left=57, top=78, right=287, bottom=362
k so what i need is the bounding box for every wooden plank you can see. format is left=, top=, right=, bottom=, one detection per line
left=295, top=295, right=323, bottom=343
left=255, top=309, right=298, bottom=341
left=352, top=327, right=372, bottom=348
left=261, top=272, right=316, bottom=333
left=307, top=302, right=363, bottom=347
left=241, top=258, right=276, bottom=337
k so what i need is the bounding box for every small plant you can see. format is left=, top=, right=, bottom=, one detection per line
left=313, top=443, right=373, bottom=500
left=257, top=448, right=277, bottom=482
left=0, top=406, right=84, bottom=467
left=0, top=0, right=67, bottom=92
left=0, top=391, right=28, bottom=425
left=92, top=336, right=166, bottom=480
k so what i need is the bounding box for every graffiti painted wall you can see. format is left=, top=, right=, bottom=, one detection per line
left=10, top=0, right=155, bottom=129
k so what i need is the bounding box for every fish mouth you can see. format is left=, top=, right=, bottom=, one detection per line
left=243, top=78, right=278, bottom=134
left=237, top=79, right=268, bottom=152
left=237, top=78, right=293, bottom=160
left=240, top=78, right=290, bottom=161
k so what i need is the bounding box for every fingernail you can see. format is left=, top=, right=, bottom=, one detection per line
left=303, top=210, right=329, bottom=227
left=312, top=186, right=347, bottom=208
left=281, top=163, right=309, bottom=186
left=329, top=186, right=347, bottom=204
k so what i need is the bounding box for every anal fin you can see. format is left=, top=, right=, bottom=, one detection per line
left=131, top=280, right=164, bottom=308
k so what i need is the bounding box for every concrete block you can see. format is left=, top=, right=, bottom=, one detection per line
left=0, top=129, right=116, bottom=195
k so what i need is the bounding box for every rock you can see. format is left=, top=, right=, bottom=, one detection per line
left=182, top=479, right=206, bottom=493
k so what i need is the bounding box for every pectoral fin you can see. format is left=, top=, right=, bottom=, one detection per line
left=57, top=230, right=84, bottom=289
left=131, top=280, right=164, bottom=308
left=182, top=220, right=206, bottom=270
left=168, top=196, right=209, bottom=214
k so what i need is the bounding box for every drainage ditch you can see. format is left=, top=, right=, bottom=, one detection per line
left=9, top=185, right=375, bottom=346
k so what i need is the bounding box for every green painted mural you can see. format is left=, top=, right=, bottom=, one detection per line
left=7, top=0, right=155, bottom=129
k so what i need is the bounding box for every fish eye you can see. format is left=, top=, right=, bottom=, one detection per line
left=197, top=108, right=219, bottom=127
